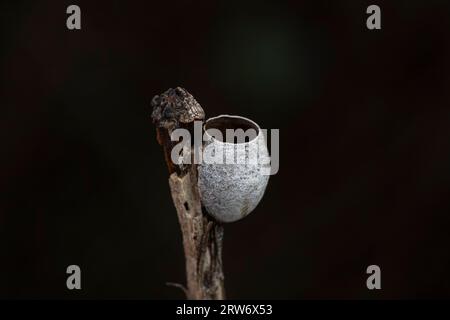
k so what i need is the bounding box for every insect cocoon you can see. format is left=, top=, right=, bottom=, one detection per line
left=198, top=115, right=270, bottom=223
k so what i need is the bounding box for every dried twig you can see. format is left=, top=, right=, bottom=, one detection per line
left=151, top=87, right=225, bottom=300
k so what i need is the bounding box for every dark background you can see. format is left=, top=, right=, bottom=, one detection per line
left=1, top=0, right=450, bottom=299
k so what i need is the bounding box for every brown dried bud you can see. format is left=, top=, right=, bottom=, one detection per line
left=151, top=87, right=205, bottom=132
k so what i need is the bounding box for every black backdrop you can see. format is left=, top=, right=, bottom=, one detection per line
left=1, top=0, right=450, bottom=299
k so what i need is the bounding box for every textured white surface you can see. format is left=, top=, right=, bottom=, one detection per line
left=198, top=115, right=270, bottom=223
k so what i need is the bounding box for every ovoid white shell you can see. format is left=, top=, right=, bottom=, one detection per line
left=198, top=115, right=270, bottom=223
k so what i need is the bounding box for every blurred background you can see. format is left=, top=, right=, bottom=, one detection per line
left=1, top=0, right=450, bottom=299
